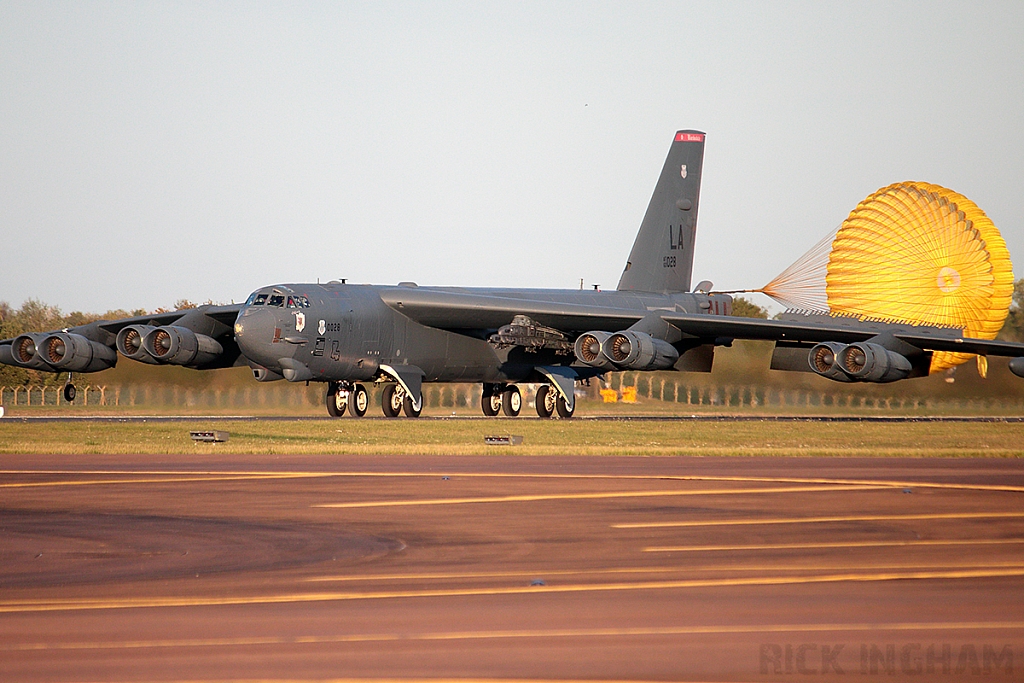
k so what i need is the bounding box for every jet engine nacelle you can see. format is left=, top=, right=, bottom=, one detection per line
left=10, top=333, right=56, bottom=371
left=601, top=330, right=680, bottom=371
left=142, top=326, right=224, bottom=367
left=839, top=342, right=912, bottom=383
left=573, top=331, right=616, bottom=370
left=40, top=333, right=117, bottom=372
left=116, top=325, right=162, bottom=364
left=809, top=341, right=912, bottom=383
left=808, top=342, right=855, bottom=382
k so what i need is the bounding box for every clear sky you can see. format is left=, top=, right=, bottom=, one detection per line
left=2, top=1, right=1022, bottom=314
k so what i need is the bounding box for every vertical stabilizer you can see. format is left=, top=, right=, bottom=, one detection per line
left=617, top=130, right=705, bottom=293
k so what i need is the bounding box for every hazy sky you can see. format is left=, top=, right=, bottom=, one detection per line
left=2, top=1, right=1022, bottom=314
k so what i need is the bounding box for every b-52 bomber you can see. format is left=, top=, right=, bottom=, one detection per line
left=4, top=131, right=1024, bottom=418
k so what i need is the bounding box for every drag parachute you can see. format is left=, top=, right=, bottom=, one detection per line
left=755, top=182, right=1014, bottom=374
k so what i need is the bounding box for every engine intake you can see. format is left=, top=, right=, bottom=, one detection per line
left=40, top=333, right=117, bottom=372
left=116, top=325, right=162, bottom=364
left=10, top=333, right=56, bottom=371
left=601, top=331, right=679, bottom=371
left=573, top=331, right=616, bottom=369
left=142, top=326, right=224, bottom=367
left=808, top=342, right=855, bottom=382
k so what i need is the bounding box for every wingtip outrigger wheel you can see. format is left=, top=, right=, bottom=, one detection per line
left=62, top=373, right=76, bottom=403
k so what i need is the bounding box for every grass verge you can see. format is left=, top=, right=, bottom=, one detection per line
left=1, top=418, right=1023, bottom=456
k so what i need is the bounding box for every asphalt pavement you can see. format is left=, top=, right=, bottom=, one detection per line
left=2, top=453, right=1023, bottom=681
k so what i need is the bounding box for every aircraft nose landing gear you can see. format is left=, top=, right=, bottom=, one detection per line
left=326, top=382, right=369, bottom=418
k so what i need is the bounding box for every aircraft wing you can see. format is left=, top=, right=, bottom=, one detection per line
left=0, top=305, right=241, bottom=346
left=91, top=304, right=243, bottom=334
left=0, top=304, right=243, bottom=371
left=380, top=287, right=1024, bottom=359
left=379, top=288, right=648, bottom=333
left=659, top=312, right=1024, bottom=358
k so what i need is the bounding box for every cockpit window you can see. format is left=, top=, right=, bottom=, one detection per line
left=268, top=295, right=285, bottom=307
left=286, top=296, right=297, bottom=309
left=245, top=293, right=257, bottom=306
left=295, top=295, right=311, bottom=308
left=252, top=293, right=268, bottom=306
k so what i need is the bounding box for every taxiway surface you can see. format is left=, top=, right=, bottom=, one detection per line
left=2, top=453, right=1023, bottom=681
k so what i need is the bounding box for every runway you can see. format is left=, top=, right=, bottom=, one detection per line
left=2, top=454, right=1023, bottom=681
left=7, top=413, right=1024, bottom=423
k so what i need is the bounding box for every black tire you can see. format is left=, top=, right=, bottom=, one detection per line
left=481, top=384, right=501, bottom=417
left=351, top=384, right=369, bottom=417
left=63, top=383, right=77, bottom=403
left=501, top=385, right=522, bottom=417
left=326, top=383, right=347, bottom=417
left=403, top=393, right=422, bottom=418
left=382, top=384, right=402, bottom=417
left=535, top=385, right=555, bottom=418
left=555, top=392, right=575, bottom=419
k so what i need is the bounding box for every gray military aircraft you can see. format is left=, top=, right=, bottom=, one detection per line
left=4, top=130, right=1024, bottom=418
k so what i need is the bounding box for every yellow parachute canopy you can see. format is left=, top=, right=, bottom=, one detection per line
left=757, top=182, right=1014, bottom=375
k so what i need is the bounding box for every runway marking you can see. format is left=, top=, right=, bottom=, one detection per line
left=645, top=539, right=1024, bottom=552
left=615, top=511, right=1024, bottom=529
left=5, top=621, right=1024, bottom=652
left=0, top=474, right=293, bottom=489
left=2, top=470, right=1023, bottom=494
left=305, top=561, right=1024, bottom=583
left=314, top=485, right=881, bottom=509
left=3, top=567, right=1024, bottom=613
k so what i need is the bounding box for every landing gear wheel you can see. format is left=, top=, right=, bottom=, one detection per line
left=382, top=384, right=403, bottom=418
left=501, top=385, right=522, bottom=417
left=326, top=383, right=347, bottom=418
left=351, top=384, right=369, bottom=417
left=555, top=392, right=575, bottom=419
left=63, top=383, right=77, bottom=403
left=535, top=385, right=556, bottom=418
left=403, top=393, right=422, bottom=418
left=481, top=384, right=502, bottom=417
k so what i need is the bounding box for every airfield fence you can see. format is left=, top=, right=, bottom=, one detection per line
left=2, top=381, right=1022, bottom=413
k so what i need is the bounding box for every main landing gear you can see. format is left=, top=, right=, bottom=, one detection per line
left=481, top=383, right=573, bottom=419
left=481, top=383, right=522, bottom=417
left=325, top=382, right=369, bottom=418
left=534, top=384, right=574, bottom=418
left=382, top=383, right=421, bottom=418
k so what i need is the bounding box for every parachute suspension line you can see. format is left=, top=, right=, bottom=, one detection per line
left=755, top=225, right=838, bottom=311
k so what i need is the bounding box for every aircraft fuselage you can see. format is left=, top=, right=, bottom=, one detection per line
left=233, top=283, right=732, bottom=385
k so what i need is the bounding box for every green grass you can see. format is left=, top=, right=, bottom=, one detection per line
left=1, top=418, right=1022, bottom=457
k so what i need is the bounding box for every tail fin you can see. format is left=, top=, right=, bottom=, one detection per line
left=616, top=130, right=705, bottom=293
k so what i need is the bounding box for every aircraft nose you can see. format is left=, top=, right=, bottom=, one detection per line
left=234, top=307, right=279, bottom=362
